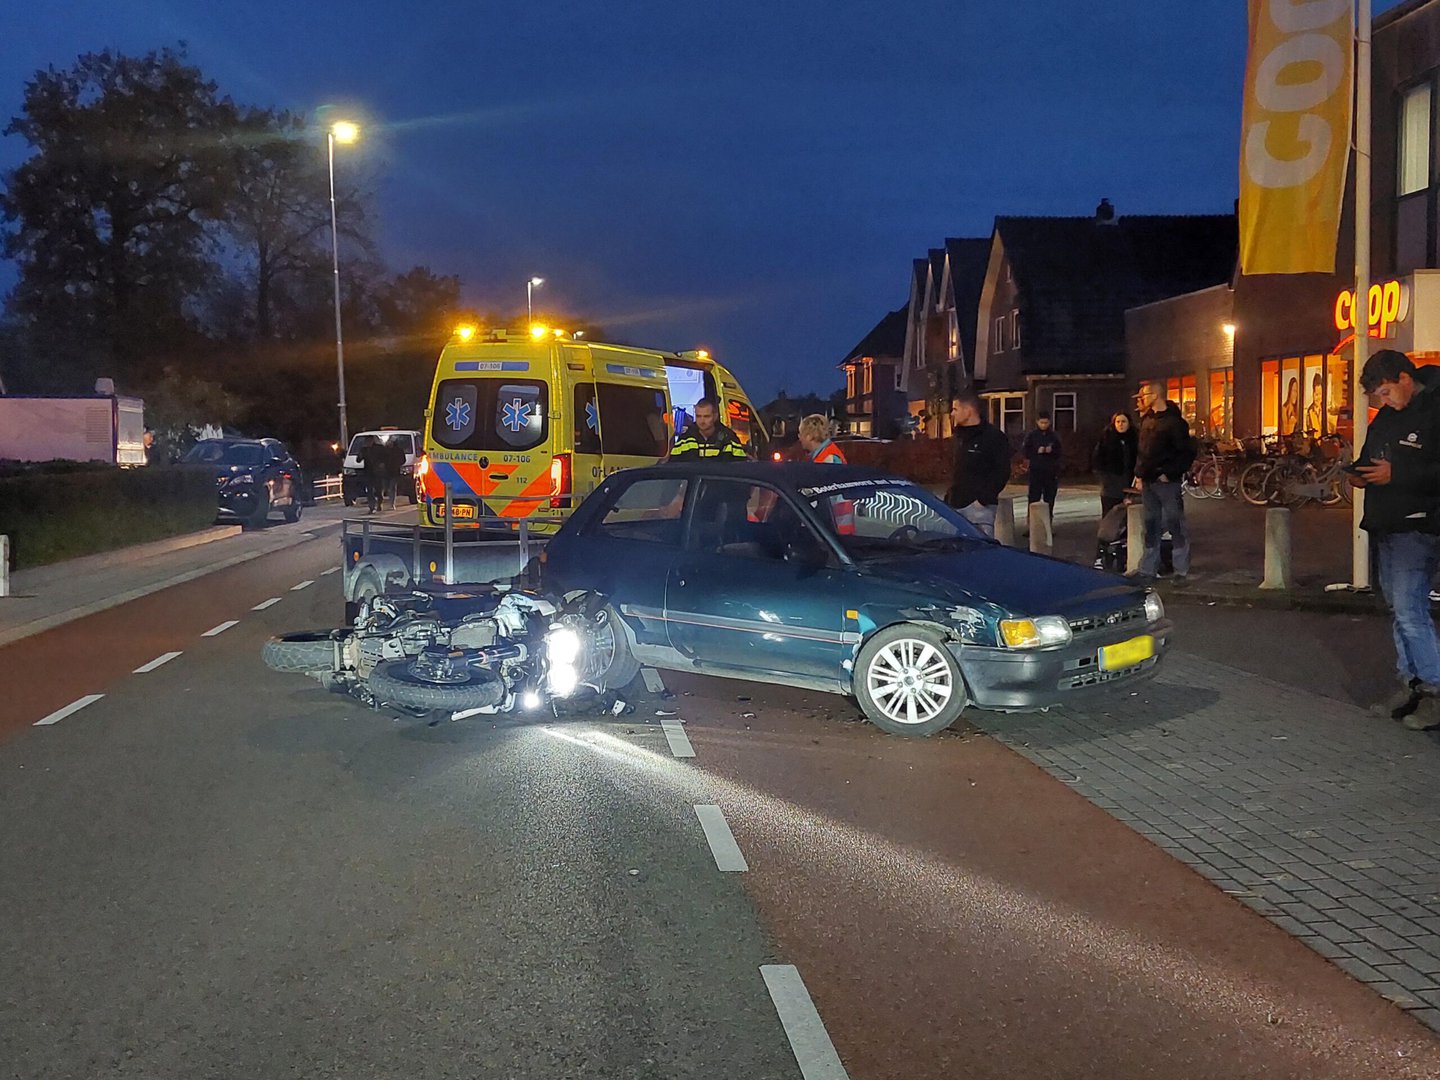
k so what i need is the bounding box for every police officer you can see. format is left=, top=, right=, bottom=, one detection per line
left=671, top=395, right=748, bottom=460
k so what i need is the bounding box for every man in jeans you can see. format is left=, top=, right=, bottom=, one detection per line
left=1129, top=382, right=1194, bottom=584
left=1350, top=350, right=1440, bottom=730
left=946, top=389, right=1012, bottom=538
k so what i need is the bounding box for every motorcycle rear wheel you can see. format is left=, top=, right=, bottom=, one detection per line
left=263, top=630, right=346, bottom=673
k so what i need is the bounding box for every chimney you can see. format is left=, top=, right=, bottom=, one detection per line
left=1095, top=198, right=1116, bottom=225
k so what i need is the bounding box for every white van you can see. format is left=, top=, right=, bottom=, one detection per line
left=341, top=428, right=421, bottom=506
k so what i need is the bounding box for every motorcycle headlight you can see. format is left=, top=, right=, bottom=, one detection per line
left=546, top=626, right=582, bottom=665
left=998, top=615, right=1072, bottom=649
left=1144, top=590, right=1164, bottom=623
left=227, top=474, right=254, bottom=486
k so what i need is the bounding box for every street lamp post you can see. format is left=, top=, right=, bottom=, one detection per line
left=328, top=120, right=359, bottom=449
left=527, top=276, right=544, bottom=324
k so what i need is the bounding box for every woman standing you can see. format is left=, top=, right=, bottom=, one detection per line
left=1092, top=412, right=1138, bottom=517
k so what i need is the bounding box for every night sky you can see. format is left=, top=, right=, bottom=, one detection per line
left=0, top=2, right=1410, bottom=401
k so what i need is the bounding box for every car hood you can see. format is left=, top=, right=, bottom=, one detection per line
left=858, top=545, right=1143, bottom=617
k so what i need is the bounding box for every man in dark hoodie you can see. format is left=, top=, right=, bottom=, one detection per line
left=947, top=389, right=1012, bottom=538
left=1350, top=350, right=1440, bottom=729
left=1130, top=382, right=1195, bottom=583
left=1022, top=411, right=1063, bottom=512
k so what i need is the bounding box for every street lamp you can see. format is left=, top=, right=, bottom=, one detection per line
left=527, top=276, right=544, bottom=324
left=328, top=120, right=359, bottom=449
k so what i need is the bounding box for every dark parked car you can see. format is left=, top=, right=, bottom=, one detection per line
left=541, top=461, right=1170, bottom=736
left=182, top=437, right=305, bottom=528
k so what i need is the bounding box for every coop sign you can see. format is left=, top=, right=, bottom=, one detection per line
left=1334, top=279, right=1411, bottom=340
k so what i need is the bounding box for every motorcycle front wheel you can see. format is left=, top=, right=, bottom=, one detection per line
left=367, top=659, right=506, bottom=711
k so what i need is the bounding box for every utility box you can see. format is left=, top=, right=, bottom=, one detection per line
left=0, top=379, right=147, bottom=465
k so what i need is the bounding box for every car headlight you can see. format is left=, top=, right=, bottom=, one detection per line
left=1144, top=590, right=1164, bottom=623
left=999, top=615, right=1072, bottom=649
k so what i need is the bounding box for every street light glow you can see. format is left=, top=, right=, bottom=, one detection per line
left=529, top=276, right=544, bottom=287
left=1222, top=322, right=1237, bottom=336
left=331, top=120, right=359, bottom=144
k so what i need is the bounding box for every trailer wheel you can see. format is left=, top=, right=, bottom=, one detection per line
left=368, top=660, right=506, bottom=711
left=263, top=630, right=345, bottom=673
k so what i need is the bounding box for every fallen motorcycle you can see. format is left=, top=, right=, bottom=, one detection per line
left=261, top=585, right=638, bottom=719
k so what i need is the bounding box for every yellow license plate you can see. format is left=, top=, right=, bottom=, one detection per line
left=1099, top=634, right=1154, bottom=671
left=437, top=502, right=476, bottom=520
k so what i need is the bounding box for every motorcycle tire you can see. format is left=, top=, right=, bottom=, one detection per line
left=263, top=630, right=345, bottom=673
left=591, top=603, right=641, bottom=691
left=367, top=659, right=506, bottom=711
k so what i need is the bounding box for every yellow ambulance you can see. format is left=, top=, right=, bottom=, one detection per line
left=416, top=326, right=766, bottom=528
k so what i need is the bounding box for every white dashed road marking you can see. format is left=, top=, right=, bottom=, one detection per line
left=202, top=621, right=239, bottom=637
left=660, top=717, right=695, bottom=758
left=252, top=597, right=282, bottom=611
left=321, top=566, right=341, bottom=576
left=290, top=579, right=314, bottom=591
left=693, top=805, right=748, bottom=871
left=760, top=965, right=850, bottom=1080
left=641, top=667, right=666, bottom=693
left=34, top=694, right=105, bottom=727
left=133, top=652, right=182, bottom=674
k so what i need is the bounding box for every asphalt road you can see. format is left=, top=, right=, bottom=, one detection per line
left=1, top=537, right=1437, bottom=1078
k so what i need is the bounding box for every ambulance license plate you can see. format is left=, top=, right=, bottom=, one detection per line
left=1099, top=634, right=1154, bottom=671
left=437, top=502, right=476, bottom=520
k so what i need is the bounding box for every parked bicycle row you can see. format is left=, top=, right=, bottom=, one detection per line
left=1186, top=433, right=1353, bottom=509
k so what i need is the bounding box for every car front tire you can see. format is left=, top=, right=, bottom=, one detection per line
left=853, top=624, right=967, bottom=737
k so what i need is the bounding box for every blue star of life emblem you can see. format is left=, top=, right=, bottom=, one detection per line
left=445, top=398, right=471, bottom=431
left=501, top=397, right=532, bottom=433
left=585, top=400, right=599, bottom=432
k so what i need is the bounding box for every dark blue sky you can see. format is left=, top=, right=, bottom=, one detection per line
left=0, top=2, right=1409, bottom=401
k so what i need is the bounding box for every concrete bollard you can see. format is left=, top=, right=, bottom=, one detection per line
left=0, top=535, right=9, bottom=597
left=1028, top=501, right=1053, bottom=555
left=1259, top=506, right=1293, bottom=590
left=994, top=498, right=1016, bottom=547
left=1126, top=502, right=1146, bottom=574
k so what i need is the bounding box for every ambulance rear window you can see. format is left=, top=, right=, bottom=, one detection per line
left=431, top=379, right=548, bottom=452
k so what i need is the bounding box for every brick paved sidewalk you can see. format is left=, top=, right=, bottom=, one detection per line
left=972, top=651, right=1440, bottom=1030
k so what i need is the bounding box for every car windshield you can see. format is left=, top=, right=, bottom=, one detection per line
left=799, top=479, right=983, bottom=557
left=183, top=441, right=263, bottom=466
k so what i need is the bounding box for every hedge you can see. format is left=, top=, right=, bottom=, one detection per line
left=0, top=463, right=217, bottom=571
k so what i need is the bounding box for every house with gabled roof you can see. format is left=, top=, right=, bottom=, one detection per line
left=975, top=199, right=1237, bottom=444
left=900, top=238, right=990, bottom=437
left=839, top=305, right=907, bottom=437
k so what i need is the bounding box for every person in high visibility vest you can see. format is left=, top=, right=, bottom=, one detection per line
left=798, top=414, right=846, bottom=464
left=671, top=396, right=749, bottom=460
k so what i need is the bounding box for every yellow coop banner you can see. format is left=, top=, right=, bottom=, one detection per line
left=1239, top=0, right=1353, bottom=275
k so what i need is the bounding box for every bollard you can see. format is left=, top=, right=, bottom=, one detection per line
left=1259, top=506, right=1293, bottom=590
left=0, top=534, right=8, bottom=597
left=1126, top=502, right=1146, bottom=574
left=994, top=497, right=1016, bottom=546
left=1028, top=501, right=1053, bottom=555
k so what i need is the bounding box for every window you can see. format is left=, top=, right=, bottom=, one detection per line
left=690, top=479, right=809, bottom=561
left=801, top=481, right=980, bottom=557
left=1051, top=391, right=1076, bottom=431
left=988, top=393, right=1024, bottom=433
left=1011, top=309, right=1021, bottom=350
left=596, top=383, right=668, bottom=458
left=573, top=384, right=601, bottom=455
left=863, top=362, right=873, bottom=395
left=1207, top=369, right=1233, bottom=437
left=993, top=316, right=1007, bottom=353
left=1165, top=375, right=1197, bottom=427
left=894, top=367, right=904, bottom=391
left=1259, top=355, right=1339, bottom=437
left=725, top=398, right=766, bottom=456
left=431, top=378, right=548, bottom=452
left=846, top=366, right=857, bottom=398
left=591, top=477, right=689, bottom=545
left=1400, top=82, right=1433, bottom=197
left=949, top=322, right=959, bottom=361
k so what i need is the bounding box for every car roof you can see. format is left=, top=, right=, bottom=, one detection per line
left=613, top=460, right=907, bottom=489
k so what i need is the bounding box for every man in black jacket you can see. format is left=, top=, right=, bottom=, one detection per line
left=946, top=390, right=1012, bottom=538
left=1130, top=383, right=1195, bottom=582
left=1350, top=350, right=1440, bottom=729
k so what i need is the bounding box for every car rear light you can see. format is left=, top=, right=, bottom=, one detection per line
left=549, top=453, right=571, bottom=508
left=772, top=451, right=782, bottom=462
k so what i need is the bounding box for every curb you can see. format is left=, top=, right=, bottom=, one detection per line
left=1156, top=581, right=1386, bottom=615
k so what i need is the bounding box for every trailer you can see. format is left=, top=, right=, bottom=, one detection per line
left=0, top=385, right=146, bottom=466
left=341, top=513, right=559, bottom=622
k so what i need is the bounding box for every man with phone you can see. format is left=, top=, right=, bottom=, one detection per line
left=1350, top=349, right=1440, bottom=729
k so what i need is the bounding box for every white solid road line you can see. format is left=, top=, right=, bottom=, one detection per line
left=133, top=652, right=182, bottom=674
left=201, top=620, right=239, bottom=637
left=34, top=694, right=105, bottom=727
left=760, top=965, right=850, bottom=1080
left=290, top=579, right=314, bottom=591
left=252, top=597, right=283, bottom=610
left=641, top=667, right=666, bottom=693
left=660, top=717, right=695, bottom=758
left=693, top=804, right=748, bottom=871
left=321, top=566, right=341, bottom=576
